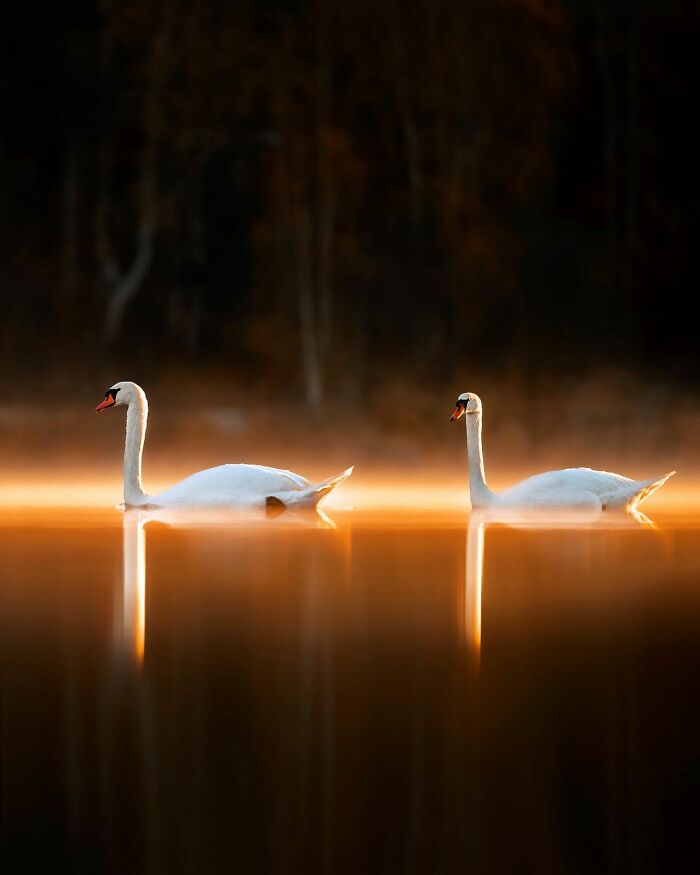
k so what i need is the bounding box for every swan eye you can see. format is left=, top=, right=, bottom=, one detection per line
left=105, top=388, right=120, bottom=399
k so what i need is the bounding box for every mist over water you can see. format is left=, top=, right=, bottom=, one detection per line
left=1, top=374, right=698, bottom=509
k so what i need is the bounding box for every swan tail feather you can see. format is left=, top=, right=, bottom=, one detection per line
left=266, top=466, right=354, bottom=511
left=602, top=470, right=675, bottom=510
left=265, top=496, right=287, bottom=518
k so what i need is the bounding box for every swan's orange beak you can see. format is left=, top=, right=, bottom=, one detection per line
left=95, top=394, right=117, bottom=412
left=450, top=405, right=465, bottom=422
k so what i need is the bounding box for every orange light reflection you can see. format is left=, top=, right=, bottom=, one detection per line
left=1, top=476, right=698, bottom=512
left=465, top=515, right=485, bottom=660
left=121, top=513, right=146, bottom=667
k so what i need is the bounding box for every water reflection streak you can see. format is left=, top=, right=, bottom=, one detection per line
left=121, top=512, right=146, bottom=666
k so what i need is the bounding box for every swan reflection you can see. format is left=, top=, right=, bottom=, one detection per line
left=463, top=505, right=657, bottom=659
left=117, top=506, right=338, bottom=668
left=118, top=511, right=147, bottom=667
left=465, top=514, right=484, bottom=657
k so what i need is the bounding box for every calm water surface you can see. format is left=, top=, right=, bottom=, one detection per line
left=1, top=505, right=699, bottom=873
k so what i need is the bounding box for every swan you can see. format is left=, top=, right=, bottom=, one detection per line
left=96, top=381, right=353, bottom=511
left=450, top=392, right=674, bottom=512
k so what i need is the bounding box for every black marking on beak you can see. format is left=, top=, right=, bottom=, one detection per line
left=450, top=400, right=467, bottom=421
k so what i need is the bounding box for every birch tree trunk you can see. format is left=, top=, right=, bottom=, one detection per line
left=315, top=0, right=336, bottom=368
left=595, top=2, right=618, bottom=273
left=625, top=0, right=639, bottom=293
left=294, top=142, right=324, bottom=411
left=272, top=5, right=339, bottom=411
left=390, top=9, right=424, bottom=239
left=97, top=26, right=166, bottom=344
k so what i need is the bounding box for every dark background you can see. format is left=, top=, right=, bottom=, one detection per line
left=0, top=0, right=698, bottom=411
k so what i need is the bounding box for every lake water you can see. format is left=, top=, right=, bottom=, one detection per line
left=1, top=504, right=699, bottom=873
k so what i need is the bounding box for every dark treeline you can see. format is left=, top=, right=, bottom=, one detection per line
left=0, top=0, right=697, bottom=407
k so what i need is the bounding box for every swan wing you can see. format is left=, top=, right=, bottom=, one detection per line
left=235, top=464, right=310, bottom=490
left=498, top=467, right=633, bottom=505
left=152, top=463, right=310, bottom=507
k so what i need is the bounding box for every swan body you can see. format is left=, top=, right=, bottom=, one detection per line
left=150, top=463, right=351, bottom=509
left=450, top=392, right=674, bottom=512
left=96, top=381, right=353, bottom=511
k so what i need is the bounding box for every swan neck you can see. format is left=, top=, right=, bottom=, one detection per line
left=124, top=394, right=149, bottom=506
left=466, top=411, right=492, bottom=507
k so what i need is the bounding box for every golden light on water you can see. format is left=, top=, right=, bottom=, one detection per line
left=0, top=481, right=119, bottom=507
left=1, top=463, right=698, bottom=677
left=0, top=479, right=469, bottom=510
left=465, top=517, right=485, bottom=657
left=121, top=514, right=146, bottom=667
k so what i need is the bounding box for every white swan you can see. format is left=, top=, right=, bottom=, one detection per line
left=96, top=381, right=353, bottom=511
left=450, top=392, right=674, bottom=512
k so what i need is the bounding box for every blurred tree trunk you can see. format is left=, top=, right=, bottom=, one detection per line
left=595, top=2, right=618, bottom=275
left=96, top=23, right=166, bottom=345
left=624, top=0, right=639, bottom=304
left=274, top=4, right=336, bottom=413
left=389, top=5, right=424, bottom=240
left=61, top=136, right=78, bottom=309
left=596, top=0, right=639, bottom=352
left=294, top=153, right=323, bottom=411
left=100, top=189, right=155, bottom=345
left=315, top=0, right=335, bottom=389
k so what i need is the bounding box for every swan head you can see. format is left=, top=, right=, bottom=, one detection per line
left=95, top=381, right=145, bottom=412
left=450, top=392, right=481, bottom=421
